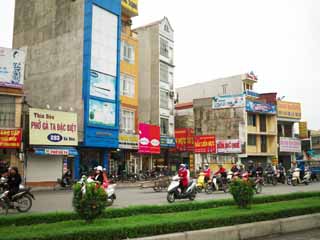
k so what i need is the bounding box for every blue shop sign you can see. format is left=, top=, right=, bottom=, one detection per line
left=160, top=136, right=176, bottom=148
left=32, top=146, right=79, bottom=156
left=244, top=90, right=260, bottom=98
left=246, top=100, right=276, bottom=114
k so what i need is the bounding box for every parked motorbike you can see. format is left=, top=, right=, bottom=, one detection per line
left=206, top=174, right=228, bottom=194
left=291, top=168, right=311, bottom=186
left=167, top=175, right=197, bottom=203
left=0, top=177, right=35, bottom=215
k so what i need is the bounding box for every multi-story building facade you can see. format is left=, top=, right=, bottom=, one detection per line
left=112, top=0, right=140, bottom=175
left=135, top=17, right=175, bottom=169
left=13, top=0, right=122, bottom=185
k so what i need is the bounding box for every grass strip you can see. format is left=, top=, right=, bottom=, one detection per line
left=0, top=197, right=320, bottom=240
left=1, top=191, right=320, bottom=227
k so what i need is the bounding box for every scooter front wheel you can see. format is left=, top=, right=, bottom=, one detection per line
left=292, top=179, right=298, bottom=186
left=167, top=192, right=175, bottom=203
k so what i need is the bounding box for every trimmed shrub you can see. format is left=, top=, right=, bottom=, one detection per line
left=229, top=179, right=254, bottom=208
left=73, top=178, right=107, bottom=223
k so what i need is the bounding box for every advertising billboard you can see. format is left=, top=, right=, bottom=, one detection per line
left=194, top=135, right=216, bottom=153
left=89, top=99, right=116, bottom=127
left=0, top=47, right=25, bottom=88
left=0, top=128, right=22, bottom=149
left=277, top=101, right=301, bottom=119
left=119, top=134, right=138, bottom=149
left=246, top=100, right=276, bottom=114
left=212, top=94, right=245, bottom=109
left=160, top=136, right=176, bottom=148
left=90, top=70, right=116, bottom=100
left=280, top=137, right=301, bottom=153
left=299, top=122, right=308, bottom=139
left=138, top=123, right=160, bottom=154
left=217, top=139, right=241, bottom=153
left=29, top=108, right=78, bottom=146
left=175, top=128, right=194, bottom=152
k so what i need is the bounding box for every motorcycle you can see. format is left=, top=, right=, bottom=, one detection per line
left=167, top=175, right=197, bottom=203
left=264, top=170, right=277, bottom=186
left=206, top=174, right=228, bottom=194
left=196, top=172, right=207, bottom=193
left=291, top=168, right=311, bottom=186
left=0, top=177, right=35, bottom=215
left=276, top=168, right=286, bottom=184
left=241, top=171, right=262, bottom=194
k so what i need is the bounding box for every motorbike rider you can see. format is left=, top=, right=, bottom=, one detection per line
left=94, top=166, right=104, bottom=185
left=276, top=163, right=286, bottom=176
left=265, top=163, right=275, bottom=175
left=230, top=164, right=239, bottom=173
left=203, top=164, right=211, bottom=183
left=178, top=164, right=189, bottom=193
left=247, top=160, right=256, bottom=178
left=6, top=167, right=22, bottom=200
left=214, top=164, right=227, bottom=187
left=256, top=162, right=264, bottom=177
left=102, top=168, right=109, bottom=189
left=62, top=169, right=72, bottom=187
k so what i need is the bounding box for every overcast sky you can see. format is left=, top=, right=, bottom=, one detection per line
left=0, top=0, right=319, bottom=129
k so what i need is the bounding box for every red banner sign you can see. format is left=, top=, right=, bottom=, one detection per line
left=138, top=123, right=160, bottom=154
left=0, top=128, right=22, bottom=149
left=175, top=128, right=194, bottom=152
left=194, top=135, right=216, bottom=153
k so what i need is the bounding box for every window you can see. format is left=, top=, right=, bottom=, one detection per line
left=121, top=41, right=135, bottom=64
left=0, top=96, right=15, bottom=128
left=120, top=109, right=135, bottom=133
left=160, top=90, right=169, bottom=109
left=160, top=118, right=169, bottom=135
left=248, top=114, right=256, bottom=126
left=160, top=38, right=169, bottom=58
left=120, top=74, right=135, bottom=97
left=164, top=24, right=170, bottom=33
left=248, top=135, right=256, bottom=146
left=222, top=84, right=227, bottom=95
left=160, top=62, right=169, bottom=82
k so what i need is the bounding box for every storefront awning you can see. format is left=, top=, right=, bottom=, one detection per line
left=32, top=147, right=79, bottom=156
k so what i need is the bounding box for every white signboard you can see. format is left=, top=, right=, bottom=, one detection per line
left=0, top=47, right=25, bottom=88
left=280, top=137, right=301, bottom=153
left=217, top=139, right=242, bottom=153
left=212, top=94, right=245, bottom=109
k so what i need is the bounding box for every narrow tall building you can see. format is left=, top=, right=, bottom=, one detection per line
left=135, top=17, right=175, bottom=170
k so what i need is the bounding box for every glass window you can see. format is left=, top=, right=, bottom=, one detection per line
left=120, top=74, right=135, bottom=97
left=160, top=118, right=169, bottom=135
left=121, top=41, right=135, bottom=64
left=0, top=96, right=15, bottom=128
left=160, top=90, right=169, bottom=109
left=248, top=114, right=256, bottom=126
left=160, top=62, right=169, bottom=82
left=160, top=38, right=169, bottom=58
left=248, top=135, right=256, bottom=146
left=120, top=109, right=135, bottom=133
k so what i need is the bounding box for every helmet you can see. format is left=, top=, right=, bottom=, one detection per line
left=204, top=164, right=209, bottom=167
left=96, top=166, right=103, bottom=172
left=179, top=164, right=186, bottom=168
left=248, top=160, right=253, bottom=164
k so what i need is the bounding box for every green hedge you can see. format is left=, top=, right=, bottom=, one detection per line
left=1, top=197, right=320, bottom=240
left=1, top=191, right=320, bottom=227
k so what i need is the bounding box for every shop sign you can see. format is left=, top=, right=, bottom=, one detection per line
left=45, top=149, right=69, bottom=155
left=119, top=134, right=138, bottom=149
left=299, top=122, right=308, bottom=139
left=160, top=136, right=176, bottom=148
left=217, top=139, right=241, bottom=153
left=244, top=90, right=260, bottom=98
left=212, top=94, right=245, bottom=109
left=280, top=137, right=301, bottom=153
left=0, top=128, right=22, bottom=149
left=121, top=0, right=138, bottom=17
left=29, top=108, right=78, bottom=146
left=0, top=47, right=25, bottom=88
left=277, top=101, right=301, bottom=119
left=194, top=135, right=216, bottom=154
left=138, top=123, right=160, bottom=154
left=33, top=147, right=79, bottom=156
left=175, top=128, right=194, bottom=152
left=90, top=70, right=116, bottom=100
left=89, top=99, right=116, bottom=127
left=246, top=100, right=276, bottom=114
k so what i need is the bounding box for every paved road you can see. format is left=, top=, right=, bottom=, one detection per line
left=256, top=228, right=320, bottom=240
left=28, top=182, right=320, bottom=213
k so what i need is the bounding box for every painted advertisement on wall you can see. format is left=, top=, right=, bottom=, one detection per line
left=89, top=99, right=116, bottom=127
left=246, top=100, right=276, bottom=114
left=299, top=122, right=308, bottom=139
left=175, top=128, right=194, bottom=152
left=280, top=137, right=301, bottom=153
left=0, top=128, right=22, bottom=149
left=138, top=123, right=160, bottom=154
left=277, top=101, right=301, bottom=119
left=90, top=70, right=116, bottom=100
left=0, top=47, right=25, bottom=88
left=217, top=139, right=241, bottom=154
left=29, top=108, right=78, bottom=146
left=212, top=94, right=245, bottom=109
left=194, top=135, right=216, bottom=153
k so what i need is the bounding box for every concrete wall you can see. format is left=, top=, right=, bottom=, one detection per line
left=13, top=0, right=85, bottom=141
left=177, top=74, right=244, bottom=103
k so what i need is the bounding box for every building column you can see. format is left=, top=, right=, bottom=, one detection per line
left=103, top=150, right=109, bottom=171
left=74, top=155, right=80, bottom=180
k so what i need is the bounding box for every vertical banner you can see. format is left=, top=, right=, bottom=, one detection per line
left=138, top=123, right=160, bottom=154
left=299, top=122, right=308, bottom=139
left=175, top=128, right=194, bottom=152
left=194, top=135, right=216, bottom=153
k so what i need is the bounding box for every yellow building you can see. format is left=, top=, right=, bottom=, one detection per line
left=110, top=0, right=140, bottom=174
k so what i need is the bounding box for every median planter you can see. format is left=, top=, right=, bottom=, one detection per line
left=229, top=179, right=254, bottom=208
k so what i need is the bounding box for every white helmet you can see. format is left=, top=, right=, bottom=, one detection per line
left=96, top=166, right=103, bottom=172
left=180, top=164, right=186, bottom=168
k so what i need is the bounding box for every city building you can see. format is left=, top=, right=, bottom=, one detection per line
left=0, top=47, right=25, bottom=177
left=13, top=0, right=122, bottom=185
left=135, top=17, right=175, bottom=170
left=111, top=0, right=139, bottom=175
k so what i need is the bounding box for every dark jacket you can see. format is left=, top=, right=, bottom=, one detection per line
left=95, top=174, right=104, bottom=185
left=8, top=173, right=22, bottom=193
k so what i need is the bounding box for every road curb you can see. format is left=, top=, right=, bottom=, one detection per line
left=130, top=213, right=320, bottom=240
